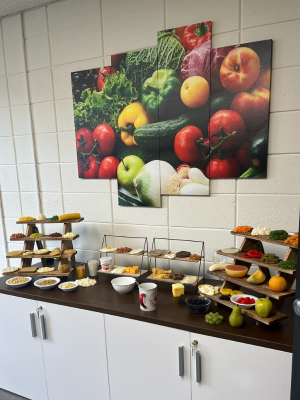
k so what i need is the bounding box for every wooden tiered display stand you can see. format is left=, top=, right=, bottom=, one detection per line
left=5, top=217, right=84, bottom=276
left=206, top=231, right=297, bottom=326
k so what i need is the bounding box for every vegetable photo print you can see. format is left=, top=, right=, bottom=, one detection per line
left=208, top=39, right=272, bottom=179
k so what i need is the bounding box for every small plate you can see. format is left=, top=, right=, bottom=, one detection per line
left=34, top=277, right=60, bottom=290
left=58, top=281, right=78, bottom=292
left=231, top=294, right=258, bottom=309
left=99, top=248, right=116, bottom=253
left=6, top=276, right=32, bottom=288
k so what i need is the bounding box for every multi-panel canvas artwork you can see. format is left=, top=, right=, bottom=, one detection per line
left=71, top=20, right=272, bottom=208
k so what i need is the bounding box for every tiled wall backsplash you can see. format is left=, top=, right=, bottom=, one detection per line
left=0, top=0, right=300, bottom=278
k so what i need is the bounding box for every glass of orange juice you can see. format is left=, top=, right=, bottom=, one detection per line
left=76, top=265, right=85, bottom=279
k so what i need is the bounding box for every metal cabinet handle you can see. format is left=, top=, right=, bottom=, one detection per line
left=293, top=299, right=300, bottom=316
left=40, top=314, right=47, bottom=340
left=196, top=350, right=201, bottom=383
left=178, top=346, right=184, bottom=376
left=29, top=313, right=37, bottom=337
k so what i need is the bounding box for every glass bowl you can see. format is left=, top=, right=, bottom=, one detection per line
left=185, top=296, right=211, bottom=314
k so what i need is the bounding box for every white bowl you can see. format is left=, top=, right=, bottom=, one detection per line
left=231, top=294, right=258, bottom=309
left=111, top=277, right=136, bottom=294
left=34, top=277, right=60, bottom=290
left=6, top=276, right=32, bottom=288
left=58, top=281, right=78, bottom=292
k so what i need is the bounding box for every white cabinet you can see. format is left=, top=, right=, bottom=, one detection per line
left=38, top=301, right=110, bottom=400
left=105, top=315, right=191, bottom=400
left=0, top=294, right=48, bottom=400
left=190, top=333, right=292, bottom=400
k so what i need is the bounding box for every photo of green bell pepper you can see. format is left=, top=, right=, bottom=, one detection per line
left=142, top=69, right=184, bottom=122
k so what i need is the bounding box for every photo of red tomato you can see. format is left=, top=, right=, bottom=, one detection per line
left=83, top=156, right=100, bottom=179
left=93, top=124, right=116, bottom=157
left=174, top=126, right=204, bottom=163
left=98, top=156, right=120, bottom=179
left=76, top=127, right=93, bottom=153
left=97, top=67, right=117, bottom=91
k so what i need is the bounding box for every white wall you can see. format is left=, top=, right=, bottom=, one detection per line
left=0, top=0, right=300, bottom=276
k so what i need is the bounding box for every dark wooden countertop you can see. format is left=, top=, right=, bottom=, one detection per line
left=0, top=261, right=294, bottom=353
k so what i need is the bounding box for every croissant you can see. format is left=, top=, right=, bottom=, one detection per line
left=152, top=268, right=172, bottom=279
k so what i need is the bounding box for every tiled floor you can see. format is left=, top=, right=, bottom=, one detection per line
left=0, top=389, right=29, bottom=400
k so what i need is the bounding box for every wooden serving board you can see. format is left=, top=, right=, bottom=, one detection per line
left=99, top=251, right=145, bottom=256
left=207, top=269, right=295, bottom=300
left=97, top=269, right=148, bottom=278
left=16, top=218, right=84, bottom=224
left=217, top=250, right=296, bottom=275
left=204, top=292, right=287, bottom=325
left=3, top=268, right=74, bottom=277
left=147, top=274, right=203, bottom=286
left=231, top=231, right=298, bottom=249
left=148, top=255, right=201, bottom=263
left=10, top=235, right=79, bottom=241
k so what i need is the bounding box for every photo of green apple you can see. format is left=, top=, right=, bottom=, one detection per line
left=117, top=155, right=145, bottom=194
left=255, top=298, right=273, bottom=317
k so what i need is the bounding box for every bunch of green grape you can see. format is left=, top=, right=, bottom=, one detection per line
left=205, top=312, right=224, bottom=325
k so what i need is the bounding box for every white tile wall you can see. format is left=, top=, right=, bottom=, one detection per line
left=0, top=108, right=12, bottom=137
left=4, top=41, right=26, bottom=75
left=11, top=105, right=32, bottom=136
left=31, top=102, right=56, bottom=133
left=7, top=74, right=28, bottom=106
left=0, top=0, right=299, bottom=284
left=25, top=36, right=51, bottom=71
left=28, top=69, right=54, bottom=103
left=0, top=46, right=6, bottom=76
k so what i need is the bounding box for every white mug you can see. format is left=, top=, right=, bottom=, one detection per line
left=139, top=283, right=157, bottom=311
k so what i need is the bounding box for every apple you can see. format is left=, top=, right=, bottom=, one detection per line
left=180, top=76, right=209, bottom=108
left=253, top=68, right=271, bottom=90
left=255, top=298, right=273, bottom=318
left=117, top=155, right=145, bottom=194
left=220, top=47, right=260, bottom=92
left=98, top=156, right=120, bottom=179
left=231, top=87, right=270, bottom=129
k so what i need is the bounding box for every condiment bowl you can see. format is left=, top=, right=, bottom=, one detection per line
left=6, top=276, right=32, bottom=289
left=111, top=277, right=136, bottom=294
left=58, top=281, right=78, bottom=292
left=231, top=294, right=258, bottom=309
left=34, top=277, right=60, bottom=290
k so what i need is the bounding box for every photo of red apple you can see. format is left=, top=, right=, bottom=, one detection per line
left=231, top=87, right=270, bottom=129
left=220, top=47, right=260, bottom=92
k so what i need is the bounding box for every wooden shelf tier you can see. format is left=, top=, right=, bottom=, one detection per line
left=207, top=270, right=295, bottom=300
left=217, top=250, right=296, bottom=275
left=10, top=235, right=79, bottom=241
left=98, top=269, right=148, bottom=278
left=6, top=254, right=75, bottom=259
left=148, top=255, right=201, bottom=263
left=204, top=292, right=287, bottom=326
left=3, top=268, right=74, bottom=277
left=16, top=218, right=84, bottom=224
left=231, top=231, right=298, bottom=249
left=147, top=274, right=203, bottom=286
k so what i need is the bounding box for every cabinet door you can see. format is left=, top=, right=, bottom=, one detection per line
left=38, top=302, right=109, bottom=400
left=105, top=315, right=191, bottom=400
left=0, top=294, right=48, bottom=400
left=191, top=333, right=292, bottom=400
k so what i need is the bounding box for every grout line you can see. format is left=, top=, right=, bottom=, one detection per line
left=45, top=5, right=65, bottom=215
left=19, top=11, right=43, bottom=220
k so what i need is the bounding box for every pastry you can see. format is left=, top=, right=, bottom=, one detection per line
left=37, top=267, right=55, bottom=273
left=164, top=253, right=176, bottom=259
left=34, top=249, right=50, bottom=255
left=49, top=248, right=61, bottom=257
left=149, top=249, right=170, bottom=257
left=63, top=232, right=77, bottom=239
left=62, top=249, right=77, bottom=255
left=58, top=264, right=70, bottom=273
left=2, top=267, right=19, bottom=273
left=130, top=249, right=144, bottom=255
left=7, top=250, right=23, bottom=256
left=152, top=268, right=172, bottom=279
left=172, top=283, right=184, bottom=297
